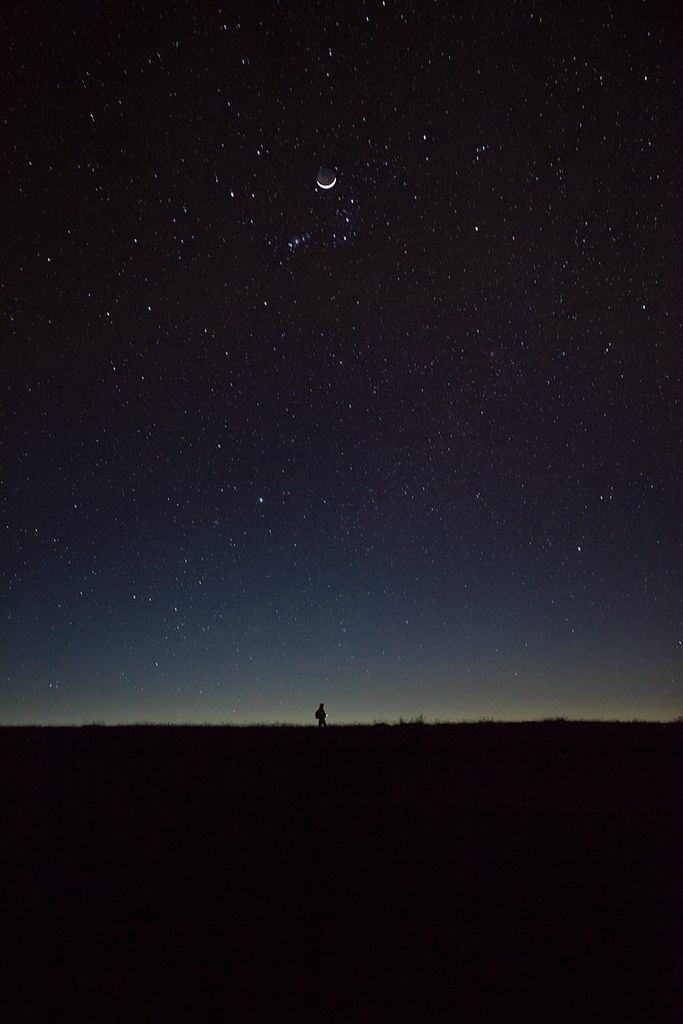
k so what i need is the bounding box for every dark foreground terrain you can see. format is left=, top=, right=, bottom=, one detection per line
left=2, top=722, right=681, bottom=1018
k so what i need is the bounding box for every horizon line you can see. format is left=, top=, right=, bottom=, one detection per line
left=1, top=716, right=681, bottom=728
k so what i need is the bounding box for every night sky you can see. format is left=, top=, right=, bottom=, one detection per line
left=2, top=1, right=681, bottom=725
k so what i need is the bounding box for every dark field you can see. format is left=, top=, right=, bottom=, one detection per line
left=3, top=723, right=681, bottom=1017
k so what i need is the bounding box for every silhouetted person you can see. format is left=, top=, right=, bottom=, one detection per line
left=315, top=702, right=327, bottom=727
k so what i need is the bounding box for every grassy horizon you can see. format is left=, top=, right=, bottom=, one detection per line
left=2, top=716, right=681, bottom=728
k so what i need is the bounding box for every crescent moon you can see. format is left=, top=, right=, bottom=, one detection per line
left=317, top=174, right=336, bottom=189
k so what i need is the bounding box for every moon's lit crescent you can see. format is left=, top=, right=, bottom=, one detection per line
left=317, top=174, right=336, bottom=189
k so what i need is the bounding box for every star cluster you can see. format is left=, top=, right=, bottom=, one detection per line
left=1, top=1, right=680, bottom=723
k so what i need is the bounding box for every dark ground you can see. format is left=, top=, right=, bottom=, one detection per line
left=2, top=722, right=681, bottom=1018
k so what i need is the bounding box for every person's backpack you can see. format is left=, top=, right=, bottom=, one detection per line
left=315, top=708, right=321, bottom=720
